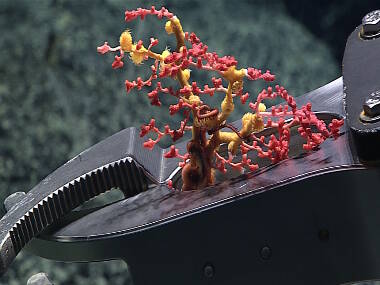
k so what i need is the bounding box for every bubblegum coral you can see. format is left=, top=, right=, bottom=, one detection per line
left=98, top=6, right=344, bottom=191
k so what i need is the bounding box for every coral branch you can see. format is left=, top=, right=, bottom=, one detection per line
left=246, top=68, right=275, bottom=82
left=124, top=6, right=173, bottom=22
left=215, top=151, right=259, bottom=174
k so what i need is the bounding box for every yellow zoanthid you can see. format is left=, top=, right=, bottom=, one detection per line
left=158, top=48, right=171, bottom=71
left=223, top=66, right=246, bottom=83
left=257, top=103, right=266, bottom=113
left=183, top=69, right=191, bottom=81
left=219, top=103, right=266, bottom=155
left=165, top=21, right=173, bottom=34
left=130, top=50, right=145, bottom=65
left=119, top=30, right=133, bottom=52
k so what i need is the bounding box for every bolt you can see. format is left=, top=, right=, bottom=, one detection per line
left=260, top=246, right=272, bottom=260
left=3, top=192, right=26, bottom=212
left=360, top=10, right=380, bottom=39
left=363, top=90, right=380, bottom=117
left=360, top=90, right=380, bottom=123
left=203, top=263, right=215, bottom=278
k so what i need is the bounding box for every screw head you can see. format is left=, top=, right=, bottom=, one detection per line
left=203, top=263, right=215, bottom=278
left=361, top=10, right=380, bottom=39
left=360, top=90, right=380, bottom=123
left=260, top=246, right=272, bottom=260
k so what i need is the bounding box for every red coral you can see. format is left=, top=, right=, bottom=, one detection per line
left=247, top=68, right=275, bottom=82
left=98, top=5, right=344, bottom=190
left=111, top=55, right=124, bottom=69
left=97, top=42, right=111, bottom=54
left=124, top=7, right=173, bottom=22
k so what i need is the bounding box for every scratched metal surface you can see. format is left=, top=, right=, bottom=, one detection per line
left=46, top=77, right=359, bottom=239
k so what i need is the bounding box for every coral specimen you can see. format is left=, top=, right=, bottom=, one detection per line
left=98, top=6, right=344, bottom=191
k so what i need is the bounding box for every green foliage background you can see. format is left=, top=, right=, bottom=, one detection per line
left=0, top=0, right=376, bottom=284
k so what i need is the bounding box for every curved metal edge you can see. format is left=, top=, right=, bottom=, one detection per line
left=0, top=127, right=174, bottom=276
left=25, top=164, right=366, bottom=264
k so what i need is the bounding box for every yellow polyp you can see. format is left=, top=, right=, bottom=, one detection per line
left=188, top=94, right=201, bottom=105
left=258, top=103, right=266, bottom=112
left=218, top=132, right=240, bottom=154
left=119, top=30, right=133, bottom=52
left=219, top=131, right=237, bottom=143
left=231, top=80, right=243, bottom=93
left=165, top=21, right=173, bottom=34
left=217, top=112, right=265, bottom=156
left=161, top=49, right=170, bottom=60
left=183, top=69, right=191, bottom=81
left=159, top=48, right=171, bottom=72
left=171, top=16, right=183, bottom=34
left=252, top=115, right=264, bottom=132
left=228, top=140, right=239, bottom=155
left=130, top=50, right=144, bottom=65
left=220, top=86, right=234, bottom=115
left=218, top=83, right=234, bottom=124
left=223, top=66, right=246, bottom=83
left=221, top=97, right=234, bottom=115
left=241, top=113, right=265, bottom=137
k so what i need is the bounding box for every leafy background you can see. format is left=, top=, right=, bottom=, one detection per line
left=0, top=0, right=377, bottom=284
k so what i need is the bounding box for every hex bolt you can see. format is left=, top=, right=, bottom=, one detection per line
left=203, top=263, right=215, bottom=278
left=360, top=90, right=380, bottom=123
left=3, top=191, right=26, bottom=212
left=360, top=10, right=380, bottom=39
left=363, top=90, right=380, bottom=117
left=260, top=245, right=272, bottom=260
